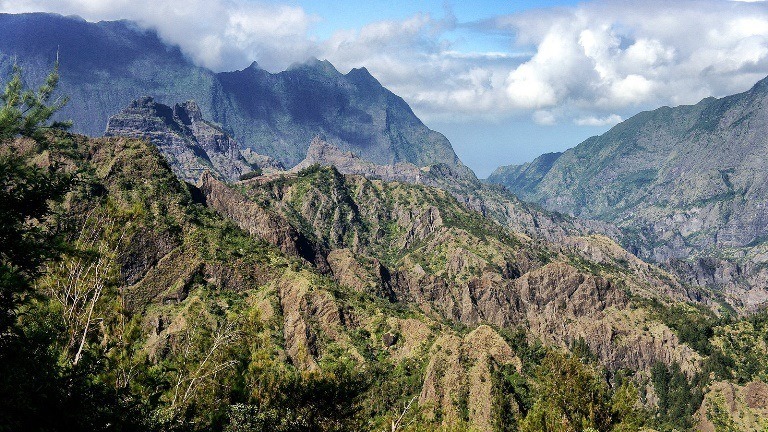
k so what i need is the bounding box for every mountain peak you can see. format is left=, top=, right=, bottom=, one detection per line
left=749, top=74, right=768, bottom=94
left=106, top=98, right=254, bottom=182
left=288, top=57, right=340, bottom=76
left=346, top=66, right=381, bottom=88
left=174, top=100, right=203, bottom=124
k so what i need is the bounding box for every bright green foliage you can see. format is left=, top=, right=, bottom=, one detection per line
left=705, top=396, right=739, bottom=432
left=0, top=65, right=734, bottom=432
left=0, top=64, right=69, bottom=143
left=517, top=351, right=642, bottom=432
left=650, top=362, right=703, bottom=430
left=709, top=312, right=768, bottom=383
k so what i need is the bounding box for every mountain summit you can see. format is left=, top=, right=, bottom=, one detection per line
left=0, top=13, right=465, bottom=172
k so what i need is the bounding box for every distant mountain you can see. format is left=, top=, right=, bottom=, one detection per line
left=105, top=97, right=268, bottom=183
left=488, top=76, right=768, bottom=308
left=217, top=60, right=464, bottom=169
left=0, top=12, right=464, bottom=171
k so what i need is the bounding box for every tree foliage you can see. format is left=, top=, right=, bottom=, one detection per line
left=0, top=65, right=150, bottom=432
left=0, top=64, right=72, bottom=335
left=650, top=362, right=703, bottom=430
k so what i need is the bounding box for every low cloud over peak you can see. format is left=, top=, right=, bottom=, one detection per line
left=3, top=0, right=768, bottom=129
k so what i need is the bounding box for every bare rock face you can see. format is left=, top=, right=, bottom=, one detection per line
left=197, top=172, right=330, bottom=272
left=105, top=97, right=256, bottom=183
left=291, top=136, right=425, bottom=183
left=697, top=380, right=768, bottom=431
left=240, top=148, right=285, bottom=174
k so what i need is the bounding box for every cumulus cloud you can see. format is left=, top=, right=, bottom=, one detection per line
left=0, top=0, right=319, bottom=71
left=574, top=114, right=622, bottom=126
left=533, top=110, right=557, bottom=125
left=485, top=0, right=768, bottom=117
left=3, top=0, right=768, bottom=128
left=315, top=0, right=768, bottom=125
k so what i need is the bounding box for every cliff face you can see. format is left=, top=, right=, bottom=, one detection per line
left=198, top=161, right=702, bottom=381
left=489, top=76, right=768, bottom=309
left=216, top=60, right=466, bottom=169
left=0, top=13, right=465, bottom=171
left=105, top=96, right=257, bottom=182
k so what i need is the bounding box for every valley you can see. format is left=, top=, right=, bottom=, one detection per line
left=1, top=10, right=768, bottom=432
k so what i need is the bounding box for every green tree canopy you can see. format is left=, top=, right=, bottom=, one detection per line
left=0, top=64, right=71, bottom=335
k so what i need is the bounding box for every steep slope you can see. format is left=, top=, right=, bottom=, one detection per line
left=200, top=163, right=706, bottom=378
left=216, top=60, right=465, bottom=169
left=489, top=76, right=768, bottom=308
left=105, top=97, right=261, bottom=182
left=15, top=128, right=766, bottom=431
left=295, top=136, right=621, bottom=245
left=0, top=12, right=464, bottom=171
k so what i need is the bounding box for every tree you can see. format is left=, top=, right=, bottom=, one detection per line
left=0, top=64, right=75, bottom=432
left=0, top=63, right=154, bottom=432
left=0, top=63, right=71, bottom=336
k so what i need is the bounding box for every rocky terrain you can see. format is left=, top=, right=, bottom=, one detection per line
left=296, top=136, right=622, bottom=245
left=13, top=131, right=692, bottom=431
left=200, top=158, right=705, bottom=378
left=0, top=12, right=464, bottom=171
left=489, top=75, right=768, bottom=310
left=105, top=97, right=261, bottom=182
left=5, top=10, right=768, bottom=431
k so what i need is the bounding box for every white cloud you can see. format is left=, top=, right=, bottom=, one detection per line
left=0, top=0, right=319, bottom=71
left=533, top=110, right=557, bottom=125
left=3, top=0, right=768, bottom=128
left=574, top=114, right=622, bottom=126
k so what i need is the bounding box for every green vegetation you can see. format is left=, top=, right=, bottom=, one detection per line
left=4, top=66, right=768, bottom=432
left=650, top=362, right=703, bottom=430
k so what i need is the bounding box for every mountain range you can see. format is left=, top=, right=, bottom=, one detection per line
left=0, top=12, right=463, bottom=171
left=3, top=10, right=768, bottom=432
left=489, top=76, right=768, bottom=309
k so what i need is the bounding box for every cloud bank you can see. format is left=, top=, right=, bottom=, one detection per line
left=3, top=0, right=768, bottom=127
left=0, top=0, right=318, bottom=71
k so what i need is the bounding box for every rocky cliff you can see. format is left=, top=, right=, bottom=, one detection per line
left=199, top=162, right=704, bottom=380
left=0, top=13, right=465, bottom=171
left=489, top=75, right=768, bottom=309
left=105, top=96, right=260, bottom=182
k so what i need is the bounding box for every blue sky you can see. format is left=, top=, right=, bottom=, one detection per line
left=291, top=0, right=582, bottom=41
left=3, top=0, right=768, bottom=176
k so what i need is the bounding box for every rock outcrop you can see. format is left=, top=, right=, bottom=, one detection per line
left=420, top=326, right=521, bottom=431
left=105, top=97, right=255, bottom=182
left=197, top=171, right=329, bottom=272
left=291, top=136, right=425, bottom=183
